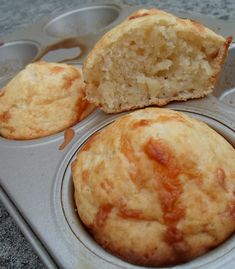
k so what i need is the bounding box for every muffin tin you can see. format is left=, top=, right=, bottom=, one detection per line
left=0, top=1, right=235, bottom=268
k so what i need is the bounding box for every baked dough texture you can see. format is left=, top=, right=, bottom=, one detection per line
left=83, top=8, right=232, bottom=113
left=0, top=61, right=94, bottom=140
left=72, top=108, right=235, bottom=266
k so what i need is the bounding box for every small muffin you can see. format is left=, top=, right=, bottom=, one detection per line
left=83, top=8, right=232, bottom=113
left=0, top=61, right=94, bottom=140
left=72, top=108, right=235, bottom=267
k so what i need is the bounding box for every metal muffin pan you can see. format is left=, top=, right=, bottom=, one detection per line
left=0, top=1, right=235, bottom=268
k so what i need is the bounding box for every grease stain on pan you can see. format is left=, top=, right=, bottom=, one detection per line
left=35, top=38, right=88, bottom=63
left=59, top=128, right=75, bottom=151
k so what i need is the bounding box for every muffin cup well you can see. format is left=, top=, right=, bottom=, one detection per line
left=57, top=110, right=235, bottom=269
left=44, top=5, right=120, bottom=38
left=213, top=43, right=235, bottom=108
left=0, top=40, right=40, bottom=79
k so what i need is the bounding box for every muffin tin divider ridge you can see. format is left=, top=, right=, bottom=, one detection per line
left=0, top=1, right=235, bottom=268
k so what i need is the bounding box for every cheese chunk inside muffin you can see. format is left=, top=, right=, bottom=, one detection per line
left=0, top=61, right=95, bottom=140
left=83, top=9, right=232, bottom=113
left=72, top=108, right=235, bottom=267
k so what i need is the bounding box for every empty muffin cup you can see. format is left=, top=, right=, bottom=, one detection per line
left=214, top=44, right=235, bottom=108
left=44, top=5, right=120, bottom=38
left=0, top=40, right=40, bottom=79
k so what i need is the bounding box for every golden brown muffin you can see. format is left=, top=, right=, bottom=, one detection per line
left=72, top=108, right=235, bottom=267
left=83, top=8, right=232, bottom=113
left=0, top=61, right=95, bottom=140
